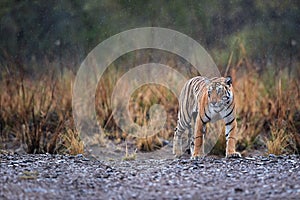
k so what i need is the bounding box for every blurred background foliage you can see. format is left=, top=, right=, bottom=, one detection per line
left=0, top=0, right=299, bottom=67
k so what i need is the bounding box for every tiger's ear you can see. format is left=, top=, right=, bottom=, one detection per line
left=225, top=76, right=232, bottom=86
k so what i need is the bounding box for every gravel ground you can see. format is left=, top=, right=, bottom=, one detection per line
left=1, top=152, right=300, bottom=200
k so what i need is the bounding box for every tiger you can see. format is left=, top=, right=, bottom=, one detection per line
left=173, top=76, right=241, bottom=159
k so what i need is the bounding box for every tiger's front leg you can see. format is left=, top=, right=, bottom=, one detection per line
left=191, top=114, right=205, bottom=159
left=225, top=118, right=241, bottom=158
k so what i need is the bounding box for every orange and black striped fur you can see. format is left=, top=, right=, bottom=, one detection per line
left=173, top=76, right=241, bottom=159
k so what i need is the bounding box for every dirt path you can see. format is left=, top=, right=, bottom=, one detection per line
left=1, top=149, right=300, bottom=200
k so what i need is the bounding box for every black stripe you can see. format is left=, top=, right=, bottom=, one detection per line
left=225, top=127, right=234, bottom=138
left=200, top=116, right=206, bottom=124
left=181, top=108, right=188, bottom=128
left=226, top=90, right=231, bottom=97
left=225, top=118, right=235, bottom=126
left=185, top=101, right=191, bottom=119
left=192, top=112, right=197, bottom=122
left=184, top=86, right=191, bottom=120
left=194, top=136, right=202, bottom=139
left=224, top=105, right=235, bottom=118
left=226, top=96, right=234, bottom=109
left=181, top=92, right=190, bottom=127
left=204, top=107, right=211, bottom=121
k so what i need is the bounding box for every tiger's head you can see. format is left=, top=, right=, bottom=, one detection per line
left=207, top=76, right=233, bottom=111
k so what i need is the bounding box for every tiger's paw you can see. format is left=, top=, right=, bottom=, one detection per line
left=173, top=146, right=182, bottom=156
left=226, top=152, right=241, bottom=159
left=191, top=154, right=204, bottom=160
left=191, top=156, right=200, bottom=160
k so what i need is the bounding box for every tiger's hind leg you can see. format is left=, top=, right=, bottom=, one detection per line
left=173, top=128, right=184, bottom=157
left=187, top=126, right=194, bottom=155
left=188, top=111, right=197, bottom=156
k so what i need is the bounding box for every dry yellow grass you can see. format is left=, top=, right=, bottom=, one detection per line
left=136, top=134, right=163, bottom=152
left=0, top=65, right=83, bottom=154
left=0, top=51, right=299, bottom=156
left=61, top=128, right=84, bottom=155
left=266, top=122, right=295, bottom=155
left=122, top=142, right=137, bottom=161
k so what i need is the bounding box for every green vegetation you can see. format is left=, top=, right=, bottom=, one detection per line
left=0, top=1, right=298, bottom=65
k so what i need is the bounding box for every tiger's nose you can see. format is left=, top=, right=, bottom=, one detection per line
left=211, top=101, right=217, bottom=106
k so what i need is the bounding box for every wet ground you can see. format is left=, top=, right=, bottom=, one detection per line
left=1, top=147, right=300, bottom=200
